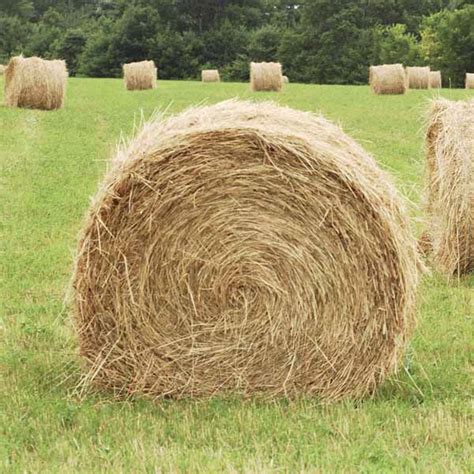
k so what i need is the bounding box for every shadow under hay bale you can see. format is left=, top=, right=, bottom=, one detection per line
left=4, top=56, right=67, bottom=110
left=250, top=62, right=282, bottom=92
left=369, top=64, right=407, bottom=95
left=429, top=71, right=442, bottom=89
left=201, top=69, right=220, bottom=82
left=466, top=73, right=474, bottom=89
left=423, top=98, right=474, bottom=277
left=123, top=60, right=157, bottom=91
left=72, top=100, right=422, bottom=401
left=406, top=66, right=431, bottom=89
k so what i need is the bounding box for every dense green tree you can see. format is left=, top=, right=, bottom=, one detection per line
left=0, top=0, right=34, bottom=18
left=53, top=29, right=87, bottom=75
left=25, top=8, right=64, bottom=58
left=371, top=24, right=422, bottom=66
left=77, top=18, right=117, bottom=77
left=421, top=5, right=474, bottom=87
left=0, top=0, right=472, bottom=85
left=247, top=26, right=281, bottom=62
left=0, top=16, right=34, bottom=62
left=289, top=1, right=375, bottom=84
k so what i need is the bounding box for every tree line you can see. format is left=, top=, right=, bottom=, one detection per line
left=0, top=0, right=473, bottom=87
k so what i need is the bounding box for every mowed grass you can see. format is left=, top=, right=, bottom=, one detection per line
left=0, top=78, right=473, bottom=473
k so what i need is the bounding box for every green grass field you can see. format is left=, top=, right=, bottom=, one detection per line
left=0, top=79, right=473, bottom=473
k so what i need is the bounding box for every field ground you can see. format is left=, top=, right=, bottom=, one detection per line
left=0, top=79, right=473, bottom=472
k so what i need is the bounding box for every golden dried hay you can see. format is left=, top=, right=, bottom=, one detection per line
left=201, top=69, right=220, bottom=82
left=406, top=66, right=431, bottom=89
left=250, top=62, right=283, bottom=92
left=466, top=73, right=474, bottom=89
left=423, top=98, right=474, bottom=277
left=282, top=75, right=289, bottom=84
left=123, top=60, right=157, bottom=91
left=429, top=71, right=442, bottom=89
left=4, top=56, right=67, bottom=110
left=369, top=64, right=407, bottom=95
left=72, top=100, right=422, bottom=401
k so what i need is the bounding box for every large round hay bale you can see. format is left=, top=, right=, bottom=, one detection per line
left=250, top=62, right=283, bottom=92
left=72, top=100, right=421, bottom=401
left=465, top=73, right=474, bottom=89
left=429, top=71, right=442, bottom=89
left=123, top=60, right=157, bottom=91
left=201, top=69, right=220, bottom=82
left=4, top=56, right=67, bottom=110
left=406, top=66, right=430, bottom=89
left=369, top=64, right=407, bottom=94
left=423, top=98, right=473, bottom=277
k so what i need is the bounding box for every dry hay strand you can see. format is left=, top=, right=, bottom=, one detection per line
left=429, top=71, right=442, bottom=89
left=466, top=73, right=474, bottom=89
left=406, top=66, right=430, bottom=89
left=423, top=98, right=474, bottom=277
left=369, top=64, right=407, bottom=95
left=72, top=99, right=422, bottom=401
left=250, top=62, right=283, bottom=92
left=123, top=60, right=157, bottom=91
left=201, top=69, right=220, bottom=82
left=418, top=230, right=433, bottom=257
left=4, top=56, right=67, bottom=110
left=282, top=75, right=289, bottom=84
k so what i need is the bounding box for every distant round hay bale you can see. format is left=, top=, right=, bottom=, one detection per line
left=369, top=64, right=407, bottom=94
left=429, top=71, right=442, bottom=89
left=201, top=69, right=220, bottom=82
left=406, top=66, right=430, bottom=89
left=72, top=100, right=421, bottom=401
left=4, top=56, right=67, bottom=110
left=250, top=62, right=283, bottom=92
left=423, top=98, right=473, bottom=276
left=465, top=73, right=474, bottom=89
left=0, top=64, right=5, bottom=75
left=123, top=60, right=157, bottom=91
left=282, top=75, right=289, bottom=84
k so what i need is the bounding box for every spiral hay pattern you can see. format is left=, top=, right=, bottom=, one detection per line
left=123, top=60, right=157, bottom=91
left=423, top=98, right=474, bottom=277
left=406, top=66, right=430, bottom=89
left=4, top=56, right=67, bottom=110
left=369, top=64, right=407, bottom=95
left=72, top=100, right=421, bottom=401
left=201, top=70, right=220, bottom=82
left=250, top=62, right=283, bottom=92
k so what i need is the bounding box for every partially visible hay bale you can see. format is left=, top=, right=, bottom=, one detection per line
left=0, top=65, right=5, bottom=75
left=250, top=62, right=283, bottom=92
left=123, top=60, right=157, bottom=91
left=466, top=73, right=474, bottom=89
left=406, top=66, right=430, bottom=89
left=369, top=64, right=407, bottom=94
left=72, top=99, right=421, bottom=401
left=201, top=69, right=220, bottom=82
left=282, top=75, right=289, bottom=84
left=423, top=98, right=474, bottom=276
left=429, top=71, right=442, bottom=89
left=4, top=56, right=67, bottom=110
